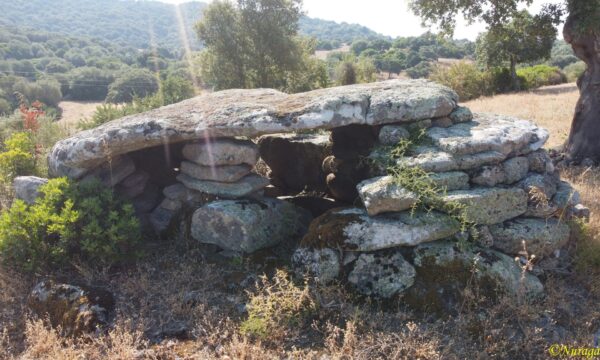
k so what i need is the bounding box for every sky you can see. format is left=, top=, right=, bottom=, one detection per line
left=160, top=0, right=564, bottom=41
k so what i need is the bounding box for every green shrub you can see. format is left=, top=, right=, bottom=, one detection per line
left=77, top=93, right=165, bottom=130
left=106, top=69, right=159, bottom=103
left=0, top=99, right=11, bottom=116
left=0, top=132, right=37, bottom=183
left=160, top=75, right=195, bottom=105
left=548, top=54, right=579, bottom=69
left=564, top=61, right=587, bottom=82
left=429, top=62, right=492, bottom=101
left=0, top=178, right=142, bottom=272
left=12, top=78, right=63, bottom=108
left=406, top=61, right=433, bottom=79
left=336, top=61, right=357, bottom=85
left=67, top=67, right=114, bottom=101
left=517, top=65, right=566, bottom=90
left=489, top=67, right=515, bottom=94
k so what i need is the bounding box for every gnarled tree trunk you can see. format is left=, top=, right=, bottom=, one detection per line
left=564, top=13, right=600, bottom=162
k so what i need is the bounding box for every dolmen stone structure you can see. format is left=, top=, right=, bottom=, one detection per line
left=43, top=79, right=589, bottom=313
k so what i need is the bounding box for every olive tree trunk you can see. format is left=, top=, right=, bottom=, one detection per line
left=564, top=13, right=600, bottom=162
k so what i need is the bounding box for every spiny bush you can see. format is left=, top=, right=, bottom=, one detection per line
left=240, top=270, right=318, bottom=340
left=0, top=177, right=142, bottom=272
left=0, top=131, right=36, bottom=183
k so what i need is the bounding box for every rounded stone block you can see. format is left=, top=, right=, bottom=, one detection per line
left=191, top=198, right=311, bottom=253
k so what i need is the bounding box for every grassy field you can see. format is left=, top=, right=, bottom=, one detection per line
left=2, top=85, right=600, bottom=359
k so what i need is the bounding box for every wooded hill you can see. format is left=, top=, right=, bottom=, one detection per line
left=0, top=0, right=387, bottom=52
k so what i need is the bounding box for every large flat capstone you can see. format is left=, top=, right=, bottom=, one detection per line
left=48, top=80, right=458, bottom=178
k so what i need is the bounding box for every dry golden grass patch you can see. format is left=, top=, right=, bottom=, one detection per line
left=57, top=101, right=103, bottom=130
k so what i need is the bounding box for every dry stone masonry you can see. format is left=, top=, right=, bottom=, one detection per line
left=43, top=79, right=589, bottom=312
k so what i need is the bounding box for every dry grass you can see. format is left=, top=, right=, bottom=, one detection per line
left=58, top=101, right=103, bottom=130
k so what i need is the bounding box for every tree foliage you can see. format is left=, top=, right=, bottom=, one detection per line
left=106, top=69, right=160, bottom=104
left=475, top=10, right=558, bottom=89
left=196, top=0, right=327, bottom=92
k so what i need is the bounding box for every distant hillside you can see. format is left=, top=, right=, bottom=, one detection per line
left=299, top=17, right=388, bottom=49
left=0, top=0, right=386, bottom=52
left=0, top=0, right=206, bottom=51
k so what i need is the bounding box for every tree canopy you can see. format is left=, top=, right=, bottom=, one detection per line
left=195, top=0, right=325, bottom=91
left=475, top=10, right=558, bottom=89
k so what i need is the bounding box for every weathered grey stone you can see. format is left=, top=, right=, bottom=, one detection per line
left=300, top=208, right=460, bottom=251
left=432, top=116, right=453, bottom=128
left=182, top=138, right=258, bottom=167
left=28, top=281, right=114, bottom=336
left=524, top=202, right=559, bottom=218
left=348, top=252, right=416, bottom=298
left=427, top=171, right=470, bottom=191
left=163, top=183, right=217, bottom=206
left=116, top=170, right=150, bottom=199
left=258, top=133, right=331, bottom=193
left=291, top=247, right=340, bottom=284
left=163, top=183, right=188, bottom=201
left=553, top=181, right=581, bottom=210
left=406, top=119, right=433, bottom=132
left=442, top=187, right=528, bottom=225
left=49, top=80, right=458, bottom=177
left=489, top=218, right=571, bottom=258
left=13, top=176, right=48, bottom=204
left=455, top=151, right=506, bottom=171
left=407, top=241, right=544, bottom=314
left=343, top=251, right=359, bottom=265
left=356, top=176, right=419, bottom=216
left=399, top=146, right=458, bottom=173
left=518, top=173, right=559, bottom=201
left=474, top=225, right=494, bottom=247
left=527, top=150, right=554, bottom=174
left=131, top=183, right=160, bottom=214
left=180, top=161, right=251, bottom=183
left=378, top=125, right=410, bottom=146
left=470, top=157, right=529, bottom=187
left=502, top=157, right=530, bottom=184
left=471, top=165, right=505, bottom=187
left=426, top=113, right=549, bottom=157
left=191, top=198, right=312, bottom=253
left=448, top=106, right=473, bottom=123
left=82, top=155, right=135, bottom=187
left=160, top=198, right=183, bottom=212
left=177, top=174, right=269, bottom=199
left=150, top=199, right=183, bottom=235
